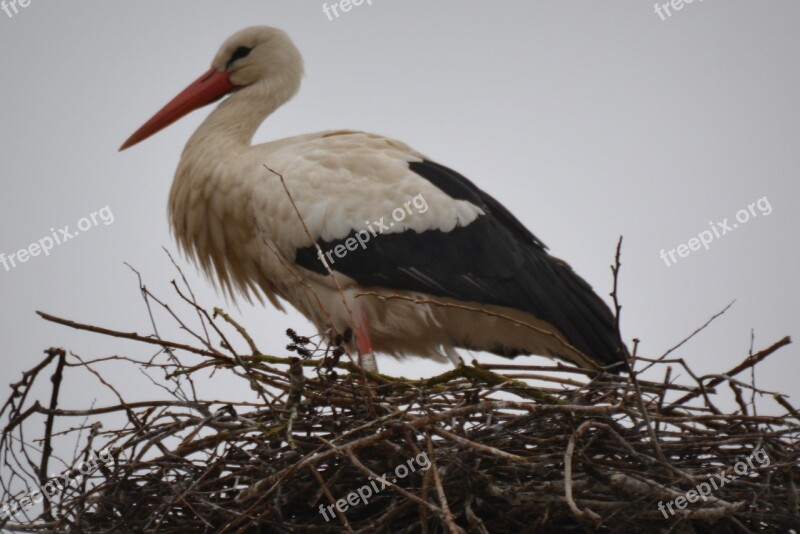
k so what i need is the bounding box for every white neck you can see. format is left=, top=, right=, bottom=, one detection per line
left=183, top=74, right=300, bottom=157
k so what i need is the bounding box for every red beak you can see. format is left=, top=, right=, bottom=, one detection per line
left=119, top=68, right=235, bottom=151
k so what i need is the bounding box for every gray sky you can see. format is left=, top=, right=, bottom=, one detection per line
left=0, top=0, right=798, bottom=462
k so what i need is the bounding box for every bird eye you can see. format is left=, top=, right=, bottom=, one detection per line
left=226, top=46, right=253, bottom=70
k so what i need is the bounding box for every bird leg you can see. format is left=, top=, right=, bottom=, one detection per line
left=444, top=346, right=465, bottom=367
left=354, top=310, right=379, bottom=374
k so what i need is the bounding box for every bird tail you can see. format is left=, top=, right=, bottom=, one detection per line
left=541, top=256, right=629, bottom=374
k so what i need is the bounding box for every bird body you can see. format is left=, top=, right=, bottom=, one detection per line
left=122, top=27, right=626, bottom=372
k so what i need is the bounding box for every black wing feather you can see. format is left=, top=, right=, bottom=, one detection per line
left=294, top=159, right=625, bottom=368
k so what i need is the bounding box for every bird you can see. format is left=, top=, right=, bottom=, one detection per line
left=120, top=26, right=627, bottom=374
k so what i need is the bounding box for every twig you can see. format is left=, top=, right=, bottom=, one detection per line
left=667, top=337, right=792, bottom=410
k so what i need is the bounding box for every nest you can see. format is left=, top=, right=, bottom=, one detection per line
left=1, top=262, right=799, bottom=533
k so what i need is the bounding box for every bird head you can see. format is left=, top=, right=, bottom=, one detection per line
left=119, top=26, right=303, bottom=151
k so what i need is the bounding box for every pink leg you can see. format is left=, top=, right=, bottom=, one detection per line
left=354, top=310, right=378, bottom=373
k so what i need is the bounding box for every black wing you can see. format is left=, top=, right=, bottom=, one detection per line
left=294, top=159, right=625, bottom=368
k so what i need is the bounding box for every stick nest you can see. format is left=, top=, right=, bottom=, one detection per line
left=1, top=266, right=798, bottom=533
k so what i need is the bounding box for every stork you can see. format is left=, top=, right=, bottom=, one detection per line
left=120, top=26, right=627, bottom=374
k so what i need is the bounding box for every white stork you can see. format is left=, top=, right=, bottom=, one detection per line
left=120, top=26, right=627, bottom=373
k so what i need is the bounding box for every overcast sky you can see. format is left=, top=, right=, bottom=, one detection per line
left=1, top=1, right=798, bottom=474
